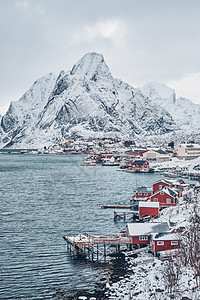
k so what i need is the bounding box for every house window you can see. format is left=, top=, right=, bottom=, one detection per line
left=171, top=241, right=178, bottom=245
left=153, top=198, right=158, bottom=202
left=160, top=192, right=164, bottom=195
left=144, top=193, right=148, bottom=196
left=138, top=193, right=142, bottom=196
left=166, top=198, right=171, bottom=203
left=139, top=236, right=148, bottom=241
left=159, top=185, right=163, bottom=189
left=157, top=241, right=164, bottom=245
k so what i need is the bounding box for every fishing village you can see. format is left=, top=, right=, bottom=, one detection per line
left=1, top=139, right=200, bottom=299
left=57, top=139, right=200, bottom=299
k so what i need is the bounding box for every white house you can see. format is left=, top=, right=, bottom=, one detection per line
left=174, top=144, right=200, bottom=160
left=142, top=149, right=173, bottom=162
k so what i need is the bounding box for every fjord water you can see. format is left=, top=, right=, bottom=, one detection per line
left=0, top=154, right=162, bottom=299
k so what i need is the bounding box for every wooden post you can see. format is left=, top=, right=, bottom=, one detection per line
left=104, top=244, right=106, bottom=259
left=73, top=242, right=75, bottom=257
left=97, top=244, right=99, bottom=260
left=91, top=244, right=94, bottom=261
left=123, top=212, right=126, bottom=220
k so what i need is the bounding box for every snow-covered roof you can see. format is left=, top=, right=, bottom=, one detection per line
left=179, top=143, right=200, bottom=149
left=156, top=149, right=168, bottom=155
left=139, top=201, right=159, bottom=208
left=154, top=178, right=183, bottom=186
left=127, top=222, right=169, bottom=236
left=136, top=186, right=153, bottom=193
left=152, top=232, right=180, bottom=241
left=151, top=186, right=178, bottom=198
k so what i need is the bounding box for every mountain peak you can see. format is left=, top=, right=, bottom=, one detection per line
left=139, top=82, right=176, bottom=104
left=70, top=52, right=112, bottom=81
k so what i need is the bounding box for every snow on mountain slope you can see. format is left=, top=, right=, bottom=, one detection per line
left=0, top=53, right=177, bottom=148
left=0, top=73, right=57, bottom=147
left=139, top=82, right=200, bottom=129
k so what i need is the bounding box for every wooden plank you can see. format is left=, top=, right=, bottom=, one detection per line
left=102, top=205, right=131, bottom=209
left=125, top=246, right=149, bottom=256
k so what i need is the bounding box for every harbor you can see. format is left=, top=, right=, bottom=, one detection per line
left=0, top=153, right=165, bottom=299
left=1, top=152, right=199, bottom=299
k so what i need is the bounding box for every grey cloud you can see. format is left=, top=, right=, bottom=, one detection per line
left=1, top=0, right=200, bottom=112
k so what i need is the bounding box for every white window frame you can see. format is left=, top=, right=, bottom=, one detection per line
left=153, top=198, right=158, bottom=202
left=171, top=241, right=178, bottom=245
left=160, top=191, right=164, bottom=195
left=159, top=185, right=163, bottom=190
left=139, top=236, right=148, bottom=241
left=157, top=241, right=164, bottom=245
left=166, top=198, right=171, bottom=203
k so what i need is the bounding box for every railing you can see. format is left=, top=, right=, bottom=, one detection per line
left=85, top=233, right=131, bottom=245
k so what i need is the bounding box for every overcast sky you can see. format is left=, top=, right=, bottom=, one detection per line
left=1, top=0, right=200, bottom=115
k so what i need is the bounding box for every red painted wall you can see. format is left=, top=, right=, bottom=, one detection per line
left=139, top=206, right=159, bottom=216
left=130, top=235, right=150, bottom=244
left=135, top=192, right=152, bottom=198
left=153, top=181, right=169, bottom=193
left=132, top=162, right=149, bottom=169
left=150, top=192, right=176, bottom=207
left=152, top=240, right=180, bottom=251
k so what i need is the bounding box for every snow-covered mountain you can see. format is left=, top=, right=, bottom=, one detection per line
left=0, top=52, right=177, bottom=148
left=139, top=82, right=200, bottom=129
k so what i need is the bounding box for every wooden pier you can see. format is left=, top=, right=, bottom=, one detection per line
left=114, top=210, right=138, bottom=221
left=63, top=232, right=132, bottom=261
left=102, top=205, right=131, bottom=209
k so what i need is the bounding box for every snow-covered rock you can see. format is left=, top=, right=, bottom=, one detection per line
left=0, top=52, right=177, bottom=148
left=139, top=82, right=200, bottom=130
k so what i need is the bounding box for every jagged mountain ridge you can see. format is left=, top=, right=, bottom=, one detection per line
left=138, top=82, right=200, bottom=129
left=0, top=52, right=189, bottom=148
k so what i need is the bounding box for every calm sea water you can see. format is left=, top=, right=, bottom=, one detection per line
left=0, top=154, right=165, bottom=299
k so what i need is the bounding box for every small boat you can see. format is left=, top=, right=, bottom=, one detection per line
left=102, top=156, right=119, bottom=166
left=82, top=159, right=96, bottom=166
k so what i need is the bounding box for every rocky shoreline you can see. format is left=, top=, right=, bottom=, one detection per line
left=57, top=257, right=130, bottom=299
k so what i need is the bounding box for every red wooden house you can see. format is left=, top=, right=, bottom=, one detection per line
left=126, top=222, right=169, bottom=245
left=151, top=232, right=180, bottom=252
left=125, top=149, right=148, bottom=157
left=139, top=201, right=159, bottom=217
left=153, top=179, right=170, bottom=193
left=149, top=186, right=178, bottom=207
left=153, top=179, right=185, bottom=196
left=131, top=160, right=149, bottom=172
left=134, top=186, right=153, bottom=200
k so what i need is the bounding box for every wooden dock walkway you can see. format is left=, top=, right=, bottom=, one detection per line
left=102, top=205, right=131, bottom=209
left=114, top=210, right=138, bottom=220
left=63, top=232, right=132, bottom=261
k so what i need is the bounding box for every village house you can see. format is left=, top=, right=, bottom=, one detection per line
left=153, top=178, right=185, bottom=197
left=142, top=149, right=174, bottom=162
left=133, top=186, right=153, bottom=200
left=174, top=143, right=200, bottom=160
left=151, top=232, right=180, bottom=252
left=125, top=149, right=148, bottom=157
left=126, top=222, right=170, bottom=245
left=149, top=186, right=178, bottom=207
left=139, top=201, right=160, bottom=217
left=131, top=160, right=149, bottom=172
